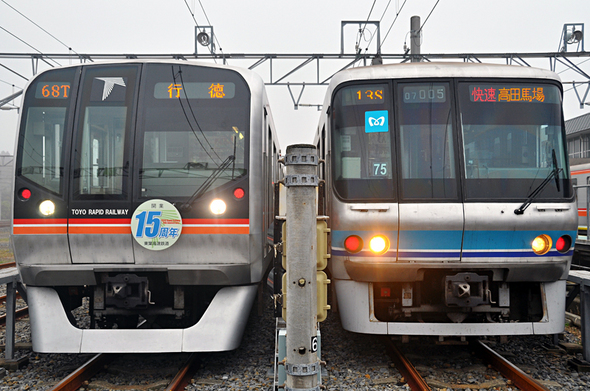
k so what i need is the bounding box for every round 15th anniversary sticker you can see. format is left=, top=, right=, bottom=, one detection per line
left=131, top=199, right=182, bottom=250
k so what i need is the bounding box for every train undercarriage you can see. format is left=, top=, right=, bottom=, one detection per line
left=55, top=272, right=223, bottom=330
left=372, top=271, right=544, bottom=324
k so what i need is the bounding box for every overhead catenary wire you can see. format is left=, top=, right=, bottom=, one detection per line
left=183, top=0, right=202, bottom=32
left=182, top=0, right=220, bottom=62
left=196, top=0, right=225, bottom=57
left=1, top=0, right=80, bottom=56
left=0, top=78, right=23, bottom=88
left=356, top=0, right=377, bottom=53
left=559, top=57, right=590, bottom=74
left=379, top=0, right=408, bottom=51
left=364, top=0, right=393, bottom=51
left=417, top=0, right=441, bottom=35
left=0, top=63, right=28, bottom=82
left=0, top=26, right=60, bottom=67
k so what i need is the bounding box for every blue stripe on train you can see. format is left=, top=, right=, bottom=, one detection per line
left=332, top=248, right=574, bottom=258
left=332, top=229, right=577, bottom=258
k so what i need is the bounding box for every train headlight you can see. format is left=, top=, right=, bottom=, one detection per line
left=556, top=235, right=572, bottom=253
left=210, top=199, right=226, bottom=215
left=344, top=235, right=363, bottom=254
left=369, top=235, right=390, bottom=255
left=39, top=200, right=55, bottom=216
left=532, top=234, right=552, bottom=255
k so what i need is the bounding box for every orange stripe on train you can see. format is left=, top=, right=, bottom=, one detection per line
left=13, top=218, right=249, bottom=235
left=13, top=226, right=67, bottom=235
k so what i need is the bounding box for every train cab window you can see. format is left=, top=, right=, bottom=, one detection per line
left=73, top=65, right=139, bottom=199
left=397, top=82, right=457, bottom=200
left=458, top=82, right=571, bottom=200
left=17, top=67, right=77, bottom=195
left=332, top=83, right=395, bottom=201
left=137, top=64, right=250, bottom=198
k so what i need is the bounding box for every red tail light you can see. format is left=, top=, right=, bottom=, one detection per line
left=344, top=235, right=363, bottom=254
left=556, top=235, right=572, bottom=253
left=233, top=187, right=245, bottom=199
left=20, top=188, right=31, bottom=200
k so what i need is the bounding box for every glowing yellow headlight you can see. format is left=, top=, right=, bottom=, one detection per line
left=532, top=234, right=552, bottom=255
left=39, top=200, right=55, bottom=216
left=210, top=199, right=227, bottom=215
left=369, top=235, right=389, bottom=255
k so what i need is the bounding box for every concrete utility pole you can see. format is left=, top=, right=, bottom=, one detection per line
left=410, top=15, right=421, bottom=62
left=284, top=144, right=320, bottom=390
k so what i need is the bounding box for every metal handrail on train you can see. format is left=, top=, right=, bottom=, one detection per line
left=574, top=184, right=590, bottom=239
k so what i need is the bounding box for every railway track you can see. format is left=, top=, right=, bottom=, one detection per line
left=383, top=337, right=551, bottom=391
left=49, top=353, right=202, bottom=391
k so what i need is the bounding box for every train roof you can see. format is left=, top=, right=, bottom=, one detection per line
left=328, top=62, right=562, bottom=87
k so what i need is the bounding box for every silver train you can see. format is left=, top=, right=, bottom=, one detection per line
left=314, top=62, right=577, bottom=336
left=12, top=60, right=280, bottom=352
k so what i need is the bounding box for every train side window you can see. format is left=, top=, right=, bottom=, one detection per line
left=17, top=67, right=78, bottom=195
left=73, top=65, right=139, bottom=199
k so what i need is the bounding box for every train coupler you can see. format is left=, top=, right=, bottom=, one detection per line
left=445, top=272, right=489, bottom=307
left=103, top=274, right=149, bottom=309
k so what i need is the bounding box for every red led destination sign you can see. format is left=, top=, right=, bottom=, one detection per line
left=470, top=86, right=545, bottom=103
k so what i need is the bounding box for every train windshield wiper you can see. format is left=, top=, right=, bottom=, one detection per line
left=514, top=149, right=563, bottom=215
left=179, top=155, right=235, bottom=211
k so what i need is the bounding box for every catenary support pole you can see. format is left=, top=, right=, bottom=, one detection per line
left=410, top=16, right=421, bottom=62
left=284, top=144, right=320, bottom=391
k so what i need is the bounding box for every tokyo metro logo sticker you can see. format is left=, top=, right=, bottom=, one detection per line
left=365, top=110, right=389, bottom=133
left=132, top=199, right=182, bottom=251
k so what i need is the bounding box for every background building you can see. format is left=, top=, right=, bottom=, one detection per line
left=566, top=112, right=590, bottom=165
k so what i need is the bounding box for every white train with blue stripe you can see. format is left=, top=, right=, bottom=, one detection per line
left=314, top=62, right=577, bottom=336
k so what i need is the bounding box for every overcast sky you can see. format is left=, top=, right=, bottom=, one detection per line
left=1, top=0, right=589, bottom=154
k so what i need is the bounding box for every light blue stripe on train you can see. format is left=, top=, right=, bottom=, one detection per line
left=331, top=229, right=577, bottom=259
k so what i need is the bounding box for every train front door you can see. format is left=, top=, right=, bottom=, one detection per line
left=396, top=82, right=463, bottom=264
left=68, top=65, right=140, bottom=264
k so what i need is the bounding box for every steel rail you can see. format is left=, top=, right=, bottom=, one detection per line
left=49, top=353, right=117, bottom=391
left=165, top=353, right=201, bottom=391
left=471, top=339, right=549, bottom=391
left=381, top=336, right=431, bottom=391
left=0, top=262, right=16, bottom=269
left=0, top=293, right=22, bottom=302
left=0, top=307, right=27, bottom=325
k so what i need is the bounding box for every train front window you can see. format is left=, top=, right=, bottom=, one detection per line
left=73, top=65, right=139, bottom=199
left=397, top=82, right=457, bottom=200
left=138, top=64, right=249, bottom=198
left=331, top=83, right=395, bottom=201
left=17, top=68, right=77, bottom=195
left=458, top=82, right=571, bottom=200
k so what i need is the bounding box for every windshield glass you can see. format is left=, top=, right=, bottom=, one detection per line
left=139, top=64, right=250, bottom=198
left=458, top=82, right=570, bottom=200
left=17, top=67, right=77, bottom=195
left=397, top=82, right=457, bottom=199
left=331, top=83, right=395, bottom=201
